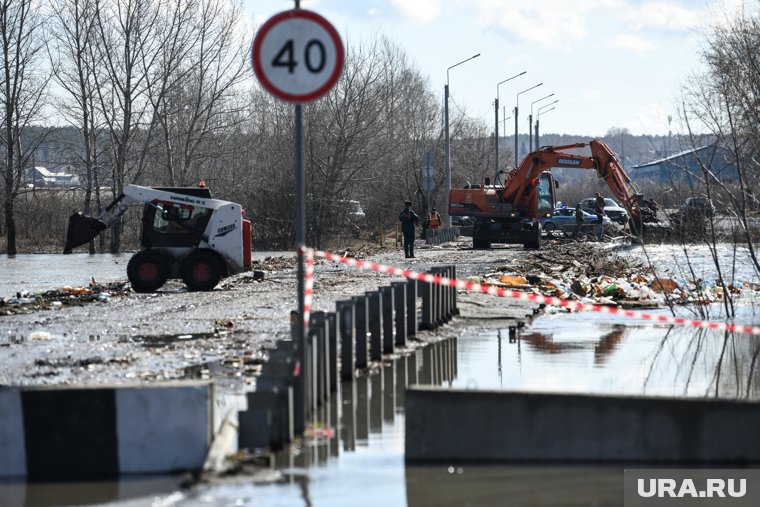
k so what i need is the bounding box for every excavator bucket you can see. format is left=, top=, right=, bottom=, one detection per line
left=63, top=212, right=107, bottom=253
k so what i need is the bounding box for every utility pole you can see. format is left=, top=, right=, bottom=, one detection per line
left=494, top=71, right=526, bottom=175
left=444, top=53, right=480, bottom=228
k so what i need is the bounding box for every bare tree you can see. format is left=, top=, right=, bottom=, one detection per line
left=150, top=0, right=248, bottom=186
left=90, top=0, right=164, bottom=252
left=49, top=0, right=104, bottom=253
left=681, top=6, right=760, bottom=278
left=0, top=0, right=49, bottom=255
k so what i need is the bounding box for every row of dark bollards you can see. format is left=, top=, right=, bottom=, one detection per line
left=239, top=266, right=459, bottom=451
left=425, top=227, right=458, bottom=245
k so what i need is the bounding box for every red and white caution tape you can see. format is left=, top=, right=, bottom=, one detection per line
left=302, top=248, right=314, bottom=329
left=308, top=248, right=760, bottom=337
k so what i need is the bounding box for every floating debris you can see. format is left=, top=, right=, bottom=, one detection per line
left=0, top=281, right=129, bottom=316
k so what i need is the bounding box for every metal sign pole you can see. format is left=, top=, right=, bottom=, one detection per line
left=293, top=0, right=307, bottom=435
left=295, top=102, right=305, bottom=420
left=252, top=0, right=343, bottom=436
left=294, top=102, right=309, bottom=434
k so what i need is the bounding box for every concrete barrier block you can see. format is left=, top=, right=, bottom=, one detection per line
left=351, top=296, right=369, bottom=369
left=337, top=301, right=355, bottom=380
left=239, top=387, right=293, bottom=451
left=392, top=282, right=407, bottom=347
left=406, top=280, right=418, bottom=337
left=116, top=384, right=211, bottom=474
left=0, top=389, right=26, bottom=478
left=380, top=286, right=395, bottom=354
left=366, top=292, right=383, bottom=361
left=406, top=388, right=760, bottom=463
left=0, top=382, right=212, bottom=480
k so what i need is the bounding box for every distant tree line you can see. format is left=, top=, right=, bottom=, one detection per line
left=1, top=1, right=758, bottom=256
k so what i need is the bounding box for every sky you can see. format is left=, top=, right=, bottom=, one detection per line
left=243, top=0, right=746, bottom=137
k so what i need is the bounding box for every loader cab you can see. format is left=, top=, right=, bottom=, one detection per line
left=142, top=200, right=213, bottom=248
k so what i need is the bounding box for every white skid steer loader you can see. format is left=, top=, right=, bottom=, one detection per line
left=64, top=184, right=257, bottom=292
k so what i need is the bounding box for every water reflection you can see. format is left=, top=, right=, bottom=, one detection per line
left=454, top=312, right=760, bottom=399
left=519, top=325, right=627, bottom=365
left=266, top=338, right=457, bottom=507
left=405, top=465, right=623, bottom=507
left=0, top=476, right=188, bottom=507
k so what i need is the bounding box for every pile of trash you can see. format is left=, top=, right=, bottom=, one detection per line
left=474, top=243, right=746, bottom=309
left=251, top=256, right=296, bottom=272
left=0, top=279, right=129, bottom=316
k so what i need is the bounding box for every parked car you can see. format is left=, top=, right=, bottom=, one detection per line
left=540, top=207, right=611, bottom=236
left=451, top=215, right=474, bottom=226
left=579, top=197, right=629, bottom=225
left=682, top=196, right=715, bottom=218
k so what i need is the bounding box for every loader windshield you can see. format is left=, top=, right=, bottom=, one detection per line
left=142, top=200, right=212, bottom=247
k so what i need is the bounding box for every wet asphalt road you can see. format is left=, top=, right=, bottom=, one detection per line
left=0, top=238, right=539, bottom=388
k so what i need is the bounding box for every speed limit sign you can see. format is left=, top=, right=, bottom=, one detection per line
left=252, top=9, right=344, bottom=103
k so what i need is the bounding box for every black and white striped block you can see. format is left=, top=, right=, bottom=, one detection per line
left=0, top=381, right=212, bottom=480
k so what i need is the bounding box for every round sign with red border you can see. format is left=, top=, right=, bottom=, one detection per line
left=252, top=9, right=344, bottom=103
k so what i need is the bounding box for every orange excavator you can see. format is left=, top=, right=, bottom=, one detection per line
left=448, top=139, right=660, bottom=249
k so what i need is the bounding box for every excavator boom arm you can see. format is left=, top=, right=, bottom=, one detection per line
left=501, top=147, right=597, bottom=211
left=589, top=139, right=642, bottom=218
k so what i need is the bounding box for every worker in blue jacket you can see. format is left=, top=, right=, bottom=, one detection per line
left=399, top=200, right=419, bottom=258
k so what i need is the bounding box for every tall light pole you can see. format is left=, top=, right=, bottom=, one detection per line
left=514, top=82, right=542, bottom=166
left=444, top=53, right=480, bottom=228
left=535, top=102, right=557, bottom=148
left=529, top=93, right=554, bottom=151
left=494, top=71, right=526, bottom=175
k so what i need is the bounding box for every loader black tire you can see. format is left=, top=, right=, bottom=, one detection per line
left=181, top=249, right=223, bottom=291
left=127, top=250, right=170, bottom=293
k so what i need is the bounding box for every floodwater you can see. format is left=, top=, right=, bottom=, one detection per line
left=0, top=253, right=130, bottom=296
left=5, top=309, right=759, bottom=506
left=0, top=252, right=292, bottom=297
left=3, top=244, right=760, bottom=506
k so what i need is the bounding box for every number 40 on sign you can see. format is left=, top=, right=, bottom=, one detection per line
left=252, top=9, right=344, bottom=104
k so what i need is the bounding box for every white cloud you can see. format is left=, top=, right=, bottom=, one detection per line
left=635, top=102, right=671, bottom=134
left=618, top=1, right=703, bottom=31
left=581, top=88, right=605, bottom=101
left=390, top=0, right=441, bottom=23
left=612, top=33, right=656, bottom=54
left=466, top=0, right=593, bottom=48
left=458, top=0, right=705, bottom=50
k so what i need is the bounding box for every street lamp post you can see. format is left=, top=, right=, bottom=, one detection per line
left=514, top=82, right=543, bottom=166
left=444, top=53, right=480, bottom=228
left=529, top=93, right=555, bottom=151
left=494, top=71, right=526, bottom=175
left=535, top=103, right=557, bottom=148
left=535, top=100, right=558, bottom=144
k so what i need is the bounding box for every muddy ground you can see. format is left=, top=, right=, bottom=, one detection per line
left=0, top=237, right=631, bottom=390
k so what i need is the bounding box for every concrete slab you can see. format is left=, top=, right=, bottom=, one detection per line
left=406, top=387, right=760, bottom=463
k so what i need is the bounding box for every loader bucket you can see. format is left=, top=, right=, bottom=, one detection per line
left=63, top=212, right=107, bottom=253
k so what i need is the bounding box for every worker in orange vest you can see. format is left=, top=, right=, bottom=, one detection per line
left=428, top=208, right=441, bottom=235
